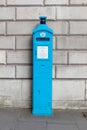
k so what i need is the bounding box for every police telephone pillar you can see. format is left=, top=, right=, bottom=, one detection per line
left=32, top=16, right=53, bottom=116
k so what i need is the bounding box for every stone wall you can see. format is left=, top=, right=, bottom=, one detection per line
left=0, top=0, right=87, bottom=109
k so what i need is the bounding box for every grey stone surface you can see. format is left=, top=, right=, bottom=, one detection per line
left=0, top=108, right=86, bottom=130
left=45, top=0, right=68, bottom=5
left=47, top=124, right=78, bottom=130
left=57, top=7, right=87, bottom=20
left=15, top=122, right=47, bottom=130
left=76, top=121, right=87, bottom=130
left=7, top=51, right=32, bottom=64
left=17, top=7, right=55, bottom=20
left=0, top=108, right=19, bottom=130
left=7, top=0, right=43, bottom=5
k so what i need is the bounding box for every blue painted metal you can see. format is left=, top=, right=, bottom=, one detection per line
left=32, top=16, right=53, bottom=116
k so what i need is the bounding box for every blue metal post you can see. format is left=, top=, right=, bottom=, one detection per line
left=32, top=16, right=53, bottom=116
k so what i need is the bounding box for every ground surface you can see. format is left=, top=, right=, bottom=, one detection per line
left=0, top=108, right=87, bottom=130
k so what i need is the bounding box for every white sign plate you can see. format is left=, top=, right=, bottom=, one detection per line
left=37, top=46, right=48, bottom=59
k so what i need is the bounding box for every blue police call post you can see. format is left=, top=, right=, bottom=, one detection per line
left=32, top=16, right=53, bottom=116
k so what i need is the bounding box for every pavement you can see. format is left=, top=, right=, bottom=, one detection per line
left=0, top=108, right=87, bottom=130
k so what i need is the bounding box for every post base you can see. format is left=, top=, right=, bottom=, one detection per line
left=32, top=109, right=52, bottom=116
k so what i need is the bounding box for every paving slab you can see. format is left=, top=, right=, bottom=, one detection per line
left=47, top=123, right=79, bottom=130
left=76, top=121, right=87, bottom=130
left=15, top=122, right=47, bottom=130
left=0, top=120, right=15, bottom=130
left=0, top=108, right=20, bottom=121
